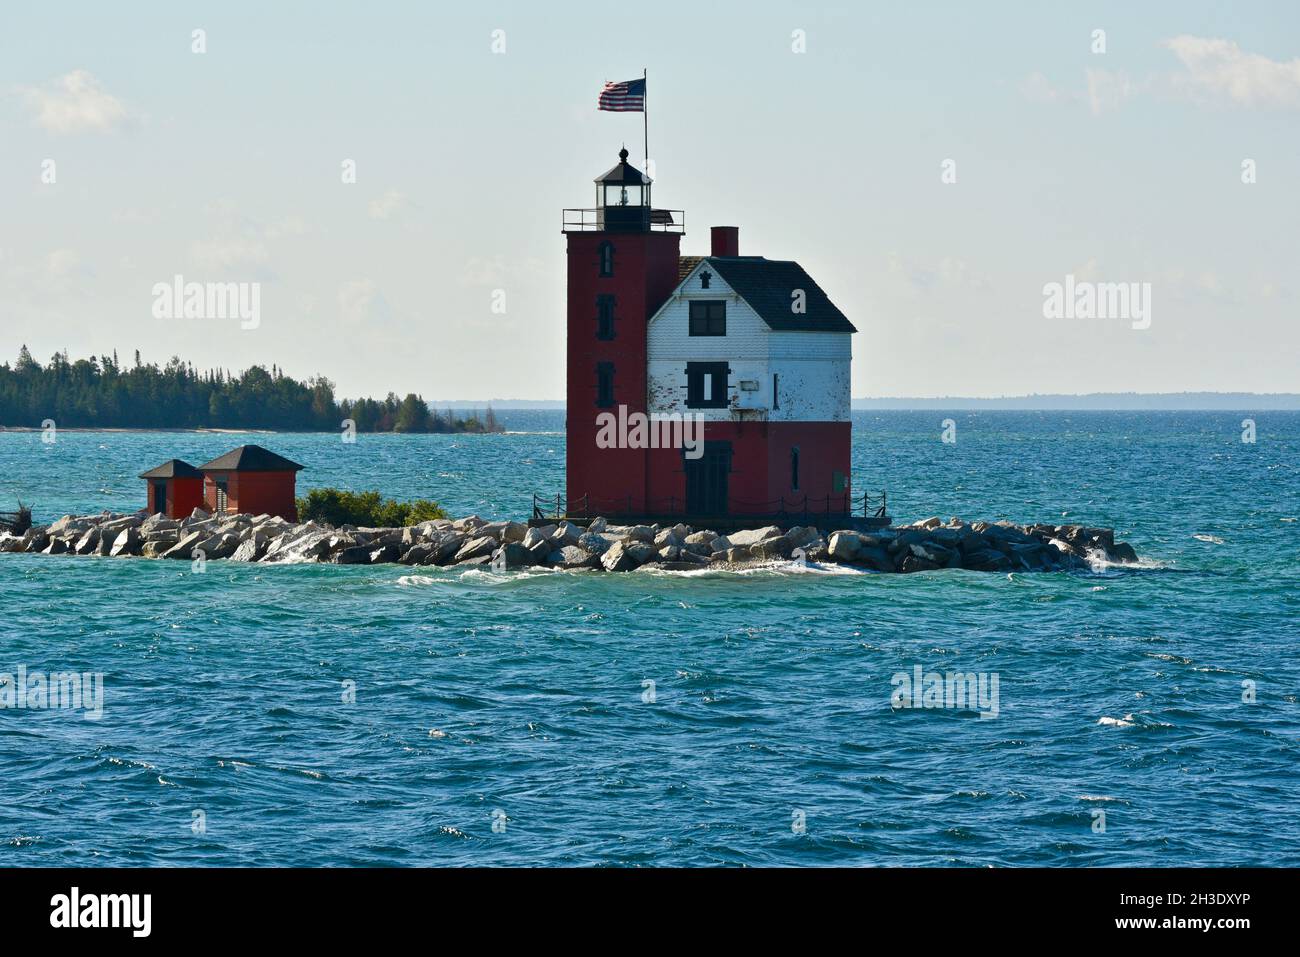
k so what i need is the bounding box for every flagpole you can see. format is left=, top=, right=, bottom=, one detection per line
left=643, top=67, right=648, bottom=170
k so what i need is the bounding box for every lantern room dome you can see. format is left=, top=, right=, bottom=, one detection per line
left=595, top=147, right=651, bottom=187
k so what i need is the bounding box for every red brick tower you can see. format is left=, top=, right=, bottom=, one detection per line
left=563, top=148, right=683, bottom=514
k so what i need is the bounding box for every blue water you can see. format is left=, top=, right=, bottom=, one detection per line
left=1, top=411, right=1297, bottom=866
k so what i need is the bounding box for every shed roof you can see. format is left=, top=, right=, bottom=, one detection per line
left=139, top=458, right=203, bottom=480
left=197, top=445, right=305, bottom=473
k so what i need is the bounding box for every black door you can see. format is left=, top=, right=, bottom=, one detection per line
left=685, top=441, right=731, bottom=516
left=151, top=481, right=167, bottom=515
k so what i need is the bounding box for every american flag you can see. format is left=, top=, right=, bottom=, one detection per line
left=598, top=78, right=646, bottom=112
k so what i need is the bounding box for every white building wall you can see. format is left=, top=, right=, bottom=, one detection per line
left=646, top=261, right=852, bottom=422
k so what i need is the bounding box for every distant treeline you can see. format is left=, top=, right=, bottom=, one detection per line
left=0, top=347, right=503, bottom=433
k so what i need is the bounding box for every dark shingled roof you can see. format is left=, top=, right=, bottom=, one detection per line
left=705, top=257, right=857, bottom=333
left=197, top=445, right=305, bottom=473
left=139, top=458, right=202, bottom=480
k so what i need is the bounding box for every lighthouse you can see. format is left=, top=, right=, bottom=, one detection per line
left=561, top=148, right=857, bottom=524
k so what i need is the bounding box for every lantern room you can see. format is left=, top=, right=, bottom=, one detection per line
left=595, top=147, right=652, bottom=232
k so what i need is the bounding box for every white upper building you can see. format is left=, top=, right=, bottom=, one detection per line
left=646, top=256, right=855, bottom=422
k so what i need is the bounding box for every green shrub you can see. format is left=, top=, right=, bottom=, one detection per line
left=296, top=488, right=448, bottom=527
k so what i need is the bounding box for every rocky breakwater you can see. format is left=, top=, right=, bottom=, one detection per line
left=1, top=508, right=1138, bottom=574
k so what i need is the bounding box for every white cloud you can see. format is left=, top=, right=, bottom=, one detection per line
left=1022, top=69, right=1136, bottom=115
left=1086, top=69, right=1135, bottom=116
left=1021, top=72, right=1065, bottom=105
left=338, top=279, right=393, bottom=325
left=888, top=253, right=991, bottom=294
left=461, top=256, right=508, bottom=285
left=188, top=206, right=304, bottom=277
left=22, top=70, right=136, bottom=133
left=367, top=190, right=409, bottom=220
left=1164, top=35, right=1300, bottom=108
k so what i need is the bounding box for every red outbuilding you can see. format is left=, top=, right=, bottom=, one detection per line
left=196, top=445, right=305, bottom=521
left=139, top=459, right=206, bottom=518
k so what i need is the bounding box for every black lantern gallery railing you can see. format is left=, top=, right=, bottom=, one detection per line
left=561, top=208, right=685, bottom=234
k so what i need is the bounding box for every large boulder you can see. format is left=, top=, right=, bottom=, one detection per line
left=196, top=532, right=242, bottom=560
left=161, top=530, right=207, bottom=560
left=230, top=536, right=267, bottom=562
left=727, top=526, right=783, bottom=547
left=454, top=535, right=498, bottom=563
left=72, top=528, right=102, bottom=555
left=333, top=544, right=373, bottom=565
left=522, top=527, right=552, bottom=550
left=549, top=545, right=600, bottom=569
left=492, top=542, right=539, bottom=569
left=429, top=531, right=467, bottom=564
left=601, top=541, right=650, bottom=572
left=1108, top=541, right=1138, bottom=563
left=399, top=543, right=436, bottom=565
left=109, top=527, right=142, bottom=557
left=368, top=543, right=401, bottom=564
left=827, top=531, right=862, bottom=562
left=577, top=532, right=611, bottom=556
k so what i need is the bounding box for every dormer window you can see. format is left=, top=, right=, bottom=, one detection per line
left=599, top=241, right=614, bottom=277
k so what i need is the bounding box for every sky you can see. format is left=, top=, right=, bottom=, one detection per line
left=2, top=1, right=1298, bottom=400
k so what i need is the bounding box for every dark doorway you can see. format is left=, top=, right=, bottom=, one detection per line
left=685, top=441, right=731, bottom=516
left=151, top=481, right=167, bottom=515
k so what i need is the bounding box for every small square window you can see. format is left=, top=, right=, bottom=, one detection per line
left=688, top=300, right=726, bottom=336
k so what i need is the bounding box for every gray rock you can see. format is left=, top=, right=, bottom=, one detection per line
left=501, top=521, right=529, bottom=544
left=728, top=526, right=783, bottom=547
left=161, top=530, right=207, bottom=560
left=577, top=532, right=611, bottom=556
left=454, top=535, right=498, bottom=563
left=369, top=543, right=401, bottom=564
left=551, top=545, right=599, bottom=569
left=522, top=527, right=551, bottom=550
left=492, top=542, right=538, bottom=569
left=73, top=528, right=102, bottom=555
left=828, top=531, right=862, bottom=562
left=333, top=544, right=373, bottom=565
left=230, top=537, right=267, bottom=562
left=109, top=527, right=142, bottom=557
left=399, top=543, right=436, bottom=565
left=1109, top=541, right=1138, bottom=563
left=601, top=541, right=641, bottom=572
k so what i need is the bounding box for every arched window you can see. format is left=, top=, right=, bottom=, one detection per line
left=598, top=241, right=615, bottom=277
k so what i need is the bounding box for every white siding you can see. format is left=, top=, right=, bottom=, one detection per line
left=646, top=260, right=852, bottom=422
